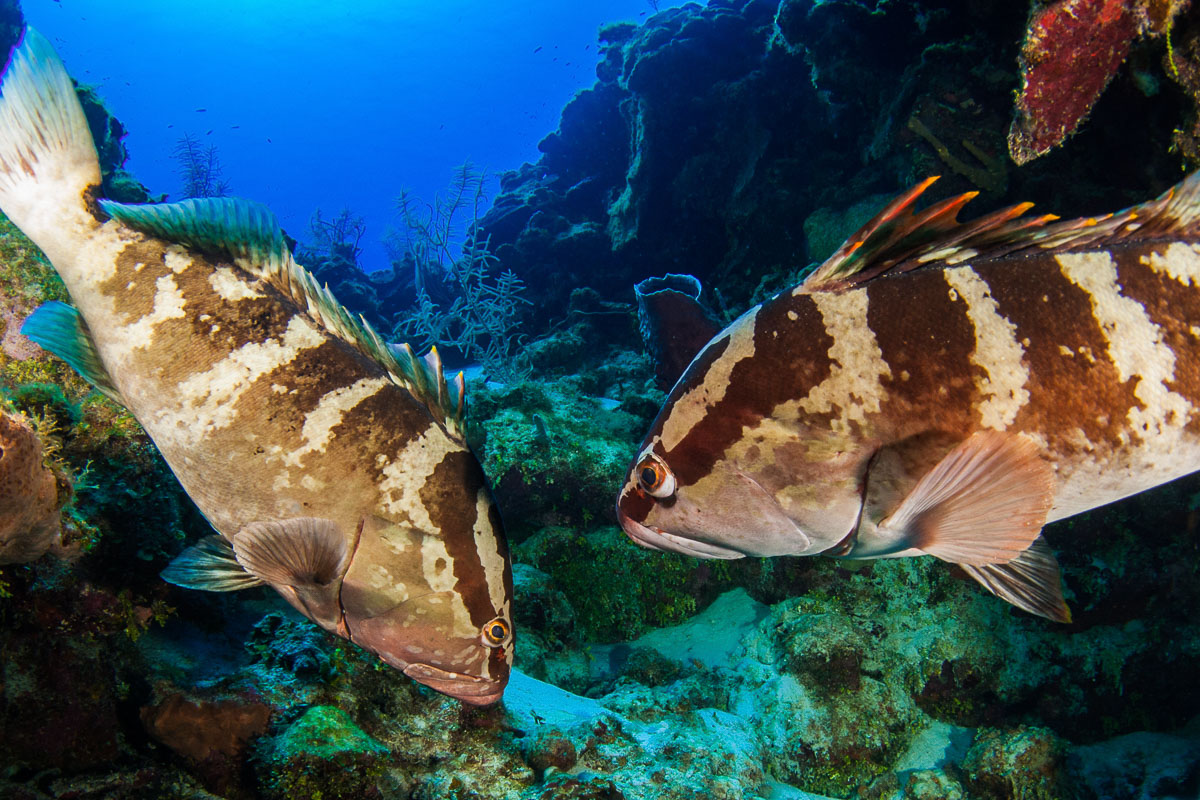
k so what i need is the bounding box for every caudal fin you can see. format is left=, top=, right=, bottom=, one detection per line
left=0, top=28, right=100, bottom=238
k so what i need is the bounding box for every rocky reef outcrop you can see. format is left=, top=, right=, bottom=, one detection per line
left=473, top=0, right=1199, bottom=324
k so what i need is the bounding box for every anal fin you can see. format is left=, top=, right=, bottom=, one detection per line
left=959, top=537, right=1071, bottom=622
left=879, top=430, right=1055, bottom=565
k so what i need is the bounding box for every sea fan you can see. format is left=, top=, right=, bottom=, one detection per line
left=390, top=164, right=531, bottom=382
left=171, top=133, right=230, bottom=198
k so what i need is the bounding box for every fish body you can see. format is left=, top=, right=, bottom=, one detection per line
left=0, top=30, right=512, bottom=703
left=618, top=173, right=1200, bottom=621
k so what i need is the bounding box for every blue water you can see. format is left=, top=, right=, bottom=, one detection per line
left=20, top=0, right=683, bottom=273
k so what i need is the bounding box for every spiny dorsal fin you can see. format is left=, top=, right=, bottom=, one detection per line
left=99, top=197, right=467, bottom=436
left=800, top=171, right=1200, bottom=293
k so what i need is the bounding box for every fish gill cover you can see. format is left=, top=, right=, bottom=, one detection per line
left=0, top=1, right=1199, bottom=799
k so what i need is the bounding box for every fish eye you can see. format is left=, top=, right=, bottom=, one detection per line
left=481, top=617, right=511, bottom=647
left=636, top=455, right=676, bottom=499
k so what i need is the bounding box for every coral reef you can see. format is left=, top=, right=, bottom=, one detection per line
left=467, top=360, right=658, bottom=540
left=474, top=0, right=1198, bottom=326
left=2, top=1, right=1200, bottom=798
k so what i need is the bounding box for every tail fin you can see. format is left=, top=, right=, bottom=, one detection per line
left=0, top=28, right=100, bottom=238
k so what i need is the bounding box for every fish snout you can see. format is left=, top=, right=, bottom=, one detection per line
left=616, top=498, right=668, bottom=552
left=617, top=502, right=746, bottom=559
left=341, top=588, right=511, bottom=705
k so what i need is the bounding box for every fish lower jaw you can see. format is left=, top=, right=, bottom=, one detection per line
left=402, top=662, right=505, bottom=706
left=617, top=515, right=746, bottom=560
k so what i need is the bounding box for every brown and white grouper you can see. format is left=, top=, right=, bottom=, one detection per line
left=618, top=170, right=1200, bottom=623
left=0, top=29, right=513, bottom=704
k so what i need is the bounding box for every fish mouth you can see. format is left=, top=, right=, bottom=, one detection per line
left=618, top=511, right=746, bottom=559
left=402, top=663, right=506, bottom=706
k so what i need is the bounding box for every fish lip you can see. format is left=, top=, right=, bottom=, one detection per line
left=618, top=511, right=745, bottom=559
left=402, top=663, right=506, bottom=706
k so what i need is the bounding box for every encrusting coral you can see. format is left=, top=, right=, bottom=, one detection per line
left=0, top=409, right=68, bottom=564
left=1008, top=0, right=1192, bottom=165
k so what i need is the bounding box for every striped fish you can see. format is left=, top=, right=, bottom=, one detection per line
left=0, top=30, right=512, bottom=704
left=617, top=171, right=1200, bottom=622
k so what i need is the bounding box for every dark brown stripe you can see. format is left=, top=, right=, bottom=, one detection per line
left=102, top=239, right=172, bottom=321
left=483, top=498, right=513, bottom=685
left=314, top=376, right=431, bottom=479
left=618, top=482, right=655, bottom=522
left=420, top=450, right=494, bottom=628
left=104, top=246, right=301, bottom=385
left=866, top=269, right=978, bottom=438
left=661, top=294, right=835, bottom=487
left=974, top=251, right=1139, bottom=456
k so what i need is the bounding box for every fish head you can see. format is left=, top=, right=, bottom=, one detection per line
left=617, top=437, right=821, bottom=559
left=344, top=588, right=513, bottom=707
left=338, top=457, right=514, bottom=706
left=617, top=415, right=871, bottom=560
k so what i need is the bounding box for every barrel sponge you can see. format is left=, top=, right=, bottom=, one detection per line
left=0, top=410, right=65, bottom=564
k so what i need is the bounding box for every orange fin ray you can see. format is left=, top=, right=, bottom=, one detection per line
left=801, top=170, right=1200, bottom=292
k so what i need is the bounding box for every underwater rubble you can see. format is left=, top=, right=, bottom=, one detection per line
left=3, top=0, right=1200, bottom=798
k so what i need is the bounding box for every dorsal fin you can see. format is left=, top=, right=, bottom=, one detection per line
left=99, top=197, right=467, bottom=436
left=800, top=171, right=1200, bottom=293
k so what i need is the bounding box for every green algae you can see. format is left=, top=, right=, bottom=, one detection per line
left=0, top=213, right=67, bottom=306
left=272, top=705, right=387, bottom=760
left=254, top=706, right=389, bottom=800
left=517, top=525, right=737, bottom=642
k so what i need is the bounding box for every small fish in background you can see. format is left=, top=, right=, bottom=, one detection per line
left=0, top=29, right=513, bottom=704
left=618, top=171, right=1200, bottom=622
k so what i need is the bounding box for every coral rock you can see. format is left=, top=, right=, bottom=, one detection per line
left=525, top=730, right=579, bottom=776
left=963, top=725, right=1070, bottom=800
left=0, top=410, right=66, bottom=564
left=141, top=692, right=272, bottom=764
left=141, top=690, right=272, bottom=797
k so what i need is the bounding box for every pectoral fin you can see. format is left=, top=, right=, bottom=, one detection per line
left=959, top=537, right=1071, bottom=622
left=161, top=519, right=351, bottom=600
left=161, top=535, right=263, bottom=591
left=231, top=518, right=352, bottom=631
left=21, top=301, right=125, bottom=405
left=230, top=518, right=349, bottom=588
left=878, top=430, right=1055, bottom=565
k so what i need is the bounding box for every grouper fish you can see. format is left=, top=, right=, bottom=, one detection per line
left=0, top=30, right=513, bottom=704
left=618, top=170, right=1200, bottom=622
